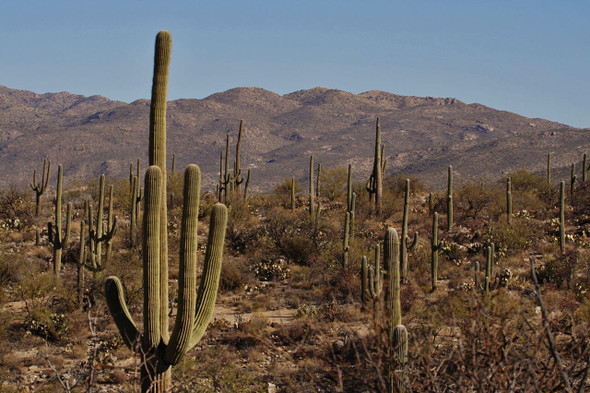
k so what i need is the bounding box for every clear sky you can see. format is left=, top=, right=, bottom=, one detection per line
left=1, top=1, right=589, bottom=127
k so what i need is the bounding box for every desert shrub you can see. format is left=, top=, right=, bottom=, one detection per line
left=482, top=218, right=536, bottom=257
left=252, top=258, right=290, bottom=281
left=26, top=308, right=68, bottom=341
left=273, top=177, right=302, bottom=208
left=504, top=169, right=553, bottom=214
left=455, top=182, right=503, bottom=223
left=319, top=166, right=348, bottom=201
left=0, top=187, right=33, bottom=229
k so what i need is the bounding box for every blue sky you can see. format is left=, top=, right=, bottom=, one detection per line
left=2, top=1, right=589, bottom=127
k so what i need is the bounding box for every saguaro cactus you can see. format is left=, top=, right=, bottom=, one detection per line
left=48, top=164, right=71, bottom=276
left=30, top=158, right=51, bottom=216
left=447, top=165, right=453, bottom=229
left=342, top=212, right=350, bottom=268
left=361, top=256, right=368, bottom=311
left=560, top=181, right=565, bottom=252
left=431, top=212, right=440, bottom=291
left=400, top=179, right=418, bottom=282
left=571, top=163, right=577, bottom=203
left=384, top=228, right=408, bottom=393
left=105, top=165, right=227, bottom=392
left=484, top=245, right=493, bottom=296
left=233, top=120, right=245, bottom=193
left=346, top=164, right=356, bottom=238
left=130, top=175, right=143, bottom=247
left=583, top=153, right=588, bottom=182
left=368, top=243, right=383, bottom=320
left=88, top=175, right=117, bottom=271
left=506, top=177, right=512, bottom=225
left=547, top=153, right=551, bottom=185
left=367, top=117, right=385, bottom=216
left=309, top=156, right=315, bottom=217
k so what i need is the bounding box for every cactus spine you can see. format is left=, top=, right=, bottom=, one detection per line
left=48, top=164, right=71, bottom=276
left=447, top=165, right=453, bottom=229
left=431, top=212, right=439, bottom=291
left=105, top=165, right=227, bottom=392
left=367, top=117, right=384, bottom=216
left=400, top=179, right=418, bottom=282
left=560, top=181, right=565, bottom=252
left=506, top=177, right=512, bottom=225
left=30, top=158, right=51, bottom=216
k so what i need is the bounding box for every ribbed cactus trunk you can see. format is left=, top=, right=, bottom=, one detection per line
left=384, top=228, right=408, bottom=393
left=368, top=244, right=383, bottom=321
left=148, top=30, right=171, bottom=361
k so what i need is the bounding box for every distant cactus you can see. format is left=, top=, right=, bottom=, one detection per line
left=361, top=256, right=368, bottom=311
left=560, top=181, right=565, bottom=252
left=243, top=168, right=251, bottom=201
left=291, top=177, right=296, bottom=211
left=506, top=177, right=512, bottom=225
left=447, top=165, right=453, bottom=229
left=316, top=163, right=322, bottom=198
left=400, top=179, right=418, bottom=282
left=431, top=212, right=440, bottom=291
left=130, top=175, right=143, bottom=247
left=309, top=156, right=315, bottom=216
left=583, top=153, right=588, bottom=182
left=484, top=245, right=493, bottom=296
left=342, top=212, right=350, bottom=268
left=346, top=164, right=356, bottom=238
left=547, top=153, right=551, bottom=185
left=87, top=175, right=117, bottom=271
left=367, top=243, right=383, bottom=320
left=384, top=228, right=408, bottom=393
left=367, top=117, right=385, bottom=216
left=77, top=221, right=86, bottom=306
left=571, top=163, right=576, bottom=203
left=48, top=164, right=71, bottom=276
left=30, top=158, right=51, bottom=217
left=474, top=260, right=480, bottom=289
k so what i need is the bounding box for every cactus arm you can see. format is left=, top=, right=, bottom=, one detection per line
left=189, top=203, right=227, bottom=348
left=105, top=276, right=140, bottom=349
left=30, top=169, right=37, bottom=191
left=165, top=165, right=200, bottom=365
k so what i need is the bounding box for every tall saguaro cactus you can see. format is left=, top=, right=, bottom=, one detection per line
left=48, top=164, right=71, bottom=276
left=105, top=166, right=227, bottom=392
left=559, top=181, right=565, bottom=252
left=506, top=177, right=512, bottom=225
left=447, top=165, right=453, bottom=229
left=400, top=179, right=418, bottom=282
left=431, top=212, right=440, bottom=291
left=88, top=175, right=117, bottom=270
left=384, top=228, right=408, bottom=393
left=367, top=117, right=385, bottom=216
left=367, top=243, right=383, bottom=320
left=309, top=156, right=315, bottom=217
left=30, top=158, right=51, bottom=216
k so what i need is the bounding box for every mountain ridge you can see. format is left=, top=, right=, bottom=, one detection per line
left=0, top=84, right=586, bottom=192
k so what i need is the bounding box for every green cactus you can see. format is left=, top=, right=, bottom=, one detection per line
left=233, top=120, right=244, bottom=192
left=88, top=175, right=117, bottom=271
left=105, top=165, right=227, bottom=392
left=309, top=156, right=315, bottom=217
left=506, top=177, right=512, bottom=225
left=77, top=220, right=86, bottom=306
left=316, top=163, right=322, bottom=198
left=130, top=175, right=143, bottom=247
left=484, top=245, right=493, bottom=296
left=243, top=168, right=251, bottom=201
left=367, top=117, right=384, bottom=216
left=571, top=163, right=576, bottom=203
left=583, top=153, right=587, bottom=182
left=447, top=165, right=453, bottom=230
left=384, top=228, right=408, bottom=393
left=30, top=158, right=51, bottom=217
left=361, top=256, right=368, bottom=311
left=368, top=243, right=383, bottom=320
left=346, top=164, right=357, bottom=237
left=400, top=179, right=418, bottom=282
left=560, top=181, right=565, bottom=252
left=342, top=212, right=350, bottom=268
left=48, top=164, right=71, bottom=276
left=431, top=212, right=440, bottom=291
left=290, top=177, right=296, bottom=211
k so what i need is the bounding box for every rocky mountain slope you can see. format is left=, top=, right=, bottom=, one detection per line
left=0, top=84, right=587, bottom=191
